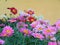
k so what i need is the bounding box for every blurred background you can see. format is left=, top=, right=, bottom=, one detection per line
left=0, top=0, right=60, bottom=24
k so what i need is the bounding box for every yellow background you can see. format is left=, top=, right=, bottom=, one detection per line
left=0, top=0, right=60, bottom=24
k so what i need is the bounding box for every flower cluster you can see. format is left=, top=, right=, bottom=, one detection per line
left=0, top=9, right=60, bottom=45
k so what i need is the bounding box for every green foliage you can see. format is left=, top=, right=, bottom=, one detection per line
left=0, top=19, right=59, bottom=45
left=0, top=22, right=48, bottom=45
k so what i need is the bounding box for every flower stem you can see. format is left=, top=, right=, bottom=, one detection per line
left=35, top=39, right=38, bottom=45
left=22, top=36, right=25, bottom=45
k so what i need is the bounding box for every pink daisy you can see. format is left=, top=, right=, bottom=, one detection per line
left=19, top=28, right=32, bottom=36
left=33, top=25, right=45, bottom=33
left=43, top=26, right=57, bottom=37
left=0, top=26, right=14, bottom=37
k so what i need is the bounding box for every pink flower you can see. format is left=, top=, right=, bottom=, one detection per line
left=43, top=26, right=57, bottom=37
left=8, top=18, right=17, bottom=23
left=48, top=42, right=57, bottom=45
left=0, top=26, right=14, bottom=37
left=17, top=22, right=28, bottom=30
left=31, top=33, right=44, bottom=40
left=0, top=24, right=5, bottom=27
left=0, top=39, right=5, bottom=45
left=33, top=25, right=45, bottom=33
left=8, top=19, right=16, bottom=23
left=17, top=15, right=27, bottom=22
left=55, top=20, right=60, bottom=29
left=30, top=20, right=40, bottom=28
left=19, top=28, right=32, bottom=36
left=39, top=19, right=49, bottom=25
left=30, top=19, right=49, bottom=28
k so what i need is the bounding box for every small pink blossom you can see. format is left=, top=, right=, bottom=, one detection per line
left=17, top=15, right=27, bottom=22
left=0, top=39, right=5, bottom=45
left=31, top=33, right=44, bottom=40
left=17, top=22, right=28, bottom=30
left=30, top=20, right=40, bottom=28
left=8, top=19, right=16, bottom=23
left=39, top=19, right=50, bottom=26
left=8, top=18, right=17, bottom=23
left=0, top=24, right=5, bottom=27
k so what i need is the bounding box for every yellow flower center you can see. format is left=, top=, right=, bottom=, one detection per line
left=38, top=27, right=42, bottom=30
left=6, top=30, right=11, bottom=33
left=29, top=11, right=33, bottom=14
left=12, top=9, right=16, bottom=12
left=46, top=29, right=51, bottom=33
left=23, top=30, right=28, bottom=34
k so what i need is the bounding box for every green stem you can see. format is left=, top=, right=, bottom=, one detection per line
left=22, top=36, right=25, bottom=45
left=5, top=37, right=8, bottom=45
left=35, top=39, right=38, bottom=45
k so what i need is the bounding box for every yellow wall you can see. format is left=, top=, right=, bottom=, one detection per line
left=0, top=0, right=60, bottom=24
